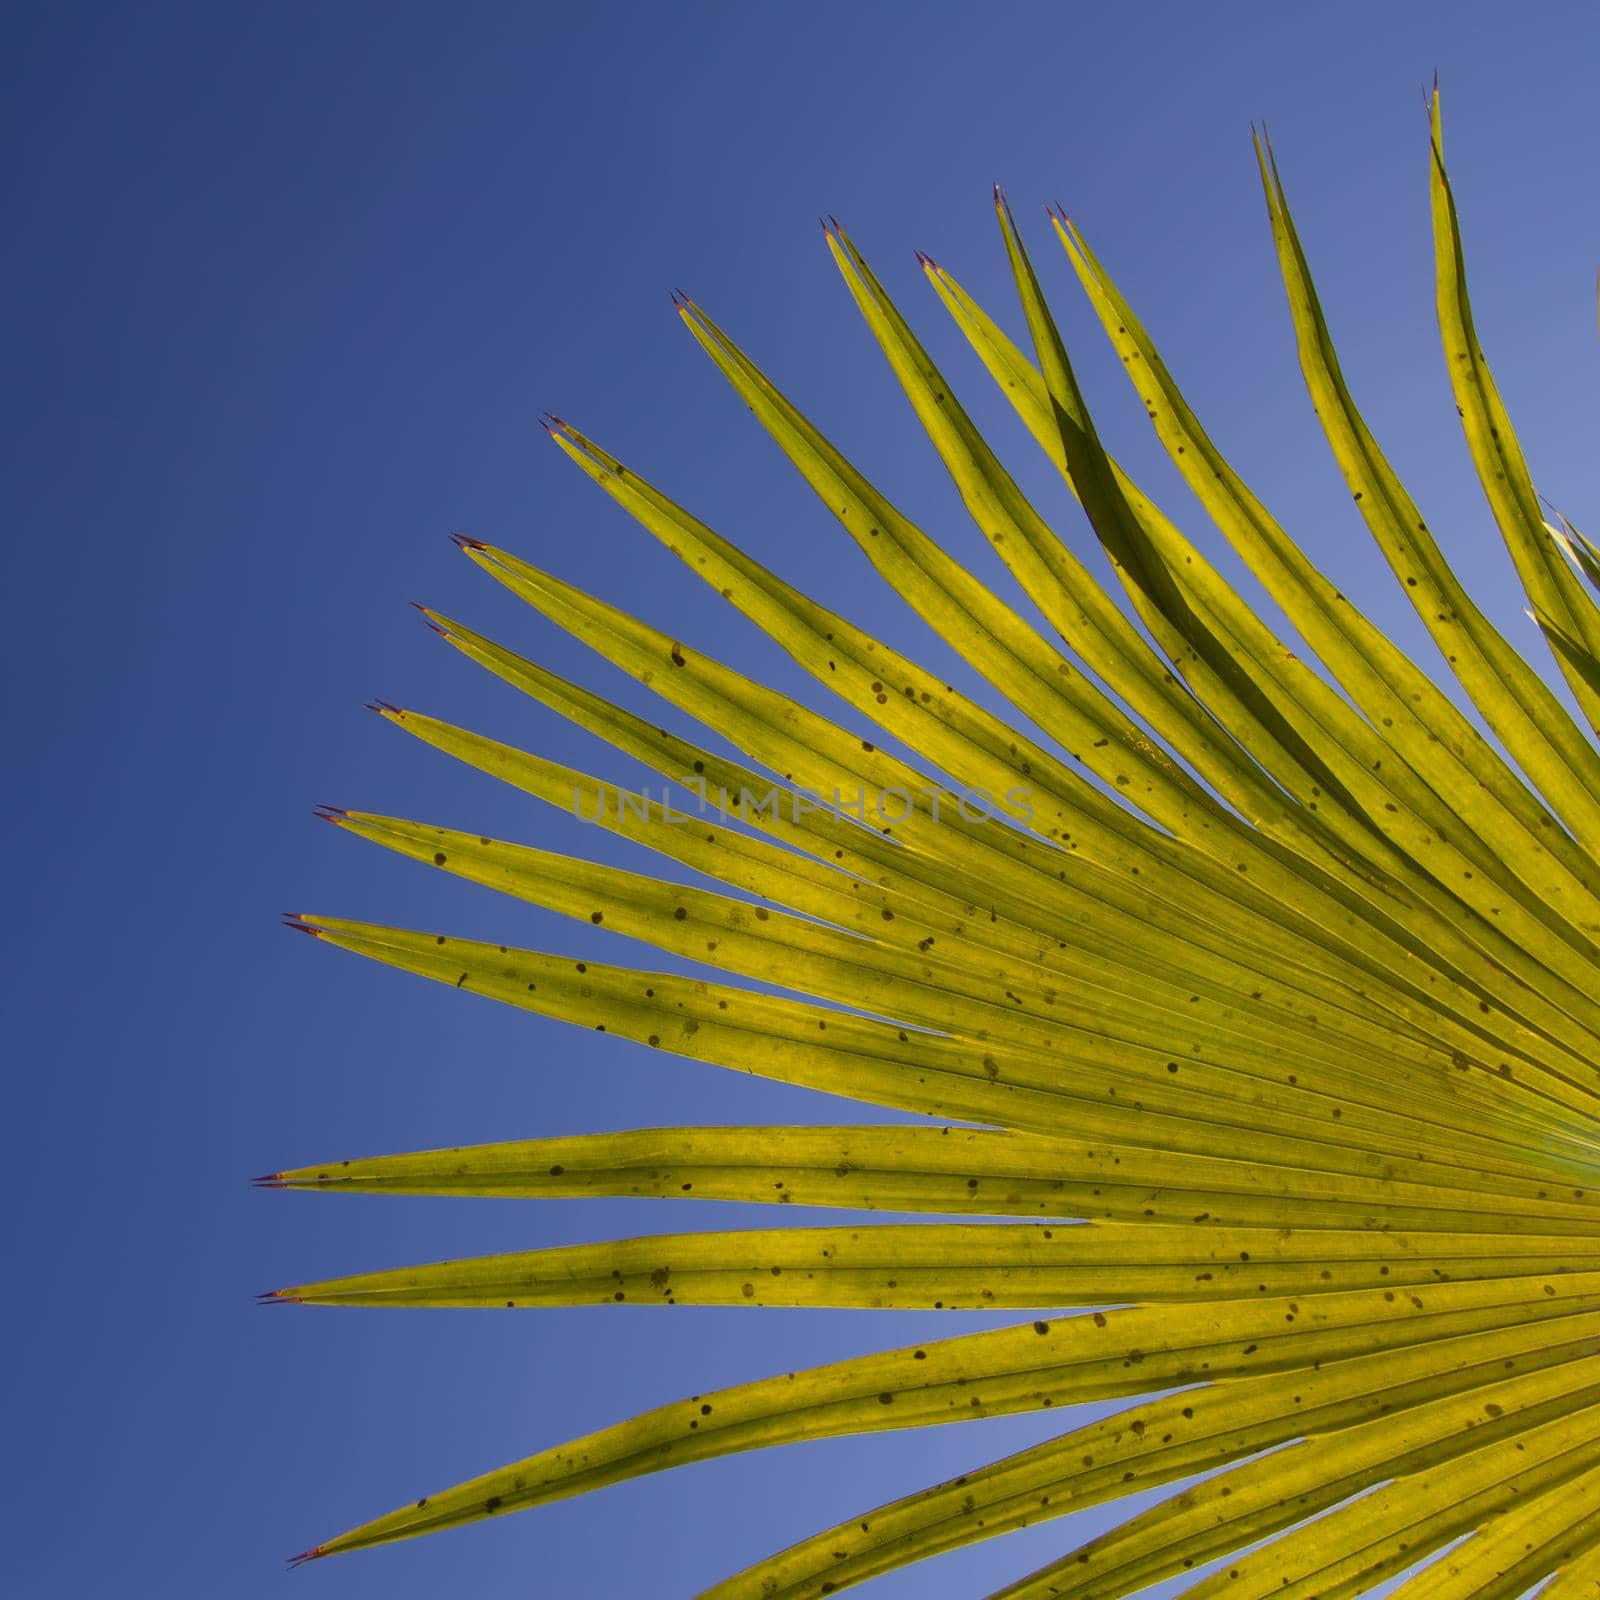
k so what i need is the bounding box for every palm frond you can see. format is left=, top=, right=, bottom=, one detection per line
left=271, top=87, right=1600, bottom=1596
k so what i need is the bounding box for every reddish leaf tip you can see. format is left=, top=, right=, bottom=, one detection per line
left=287, top=1545, right=326, bottom=1570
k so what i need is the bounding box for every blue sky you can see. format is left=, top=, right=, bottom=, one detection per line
left=5, top=2, right=1599, bottom=1594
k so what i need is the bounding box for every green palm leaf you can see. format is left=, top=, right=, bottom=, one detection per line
left=269, top=87, right=1600, bottom=1594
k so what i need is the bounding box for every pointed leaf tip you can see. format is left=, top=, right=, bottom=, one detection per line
left=286, top=1545, right=326, bottom=1570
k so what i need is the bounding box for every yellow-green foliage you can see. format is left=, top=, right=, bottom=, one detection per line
left=270, top=92, right=1600, bottom=1595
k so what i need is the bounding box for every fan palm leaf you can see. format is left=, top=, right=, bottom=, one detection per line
left=268, top=89, right=1600, bottom=1596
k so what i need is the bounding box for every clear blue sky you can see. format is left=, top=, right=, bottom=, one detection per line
left=5, top=2, right=1599, bottom=1594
